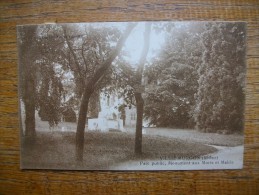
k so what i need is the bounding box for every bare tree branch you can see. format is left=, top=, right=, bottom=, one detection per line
left=62, top=26, right=85, bottom=86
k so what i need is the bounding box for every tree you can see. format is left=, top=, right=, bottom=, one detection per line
left=101, top=23, right=151, bottom=156
left=194, top=22, right=246, bottom=133
left=66, top=23, right=136, bottom=161
left=30, top=23, right=135, bottom=161
left=144, top=23, right=203, bottom=128
left=134, top=23, right=151, bottom=155
left=17, top=25, right=38, bottom=137
left=18, top=24, right=69, bottom=136
left=34, top=25, right=69, bottom=127
left=111, top=23, right=151, bottom=156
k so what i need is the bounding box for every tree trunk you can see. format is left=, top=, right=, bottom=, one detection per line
left=24, top=104, right=35, bottom=137
left=24, top=75, right=36, bottom=137
left=134, top=23, right=151, bottom=156
left=134, top=93, right=144, bottom=156
left=75, top=86, right=92, bottom=162
left=18, top=26, right=38, bottom=138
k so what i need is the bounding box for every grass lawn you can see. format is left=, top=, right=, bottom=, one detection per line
left=21, top=130, right=218, bottom=170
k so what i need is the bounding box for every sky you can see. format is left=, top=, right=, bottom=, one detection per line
left=81, top=22, right=167, bottom=67
left=122, top=22, right=166, bottom=66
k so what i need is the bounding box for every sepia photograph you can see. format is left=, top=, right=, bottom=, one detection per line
left=17, top=21, right=246, bottom=170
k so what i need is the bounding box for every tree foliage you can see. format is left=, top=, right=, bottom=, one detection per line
left=143, top=22, right=246, bottom=133
left=194, top=22, right=246, bottom=133
left=144, top=23, right=203, bottom=128
left=33, top=24, right=122, bottom=125
left=34, top=25, right=68, bottom=126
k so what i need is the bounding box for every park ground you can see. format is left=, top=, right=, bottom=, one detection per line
left=21, top=121, right=244, bottom=170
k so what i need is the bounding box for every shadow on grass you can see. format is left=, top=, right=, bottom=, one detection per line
left=21, top=131, right=217, bottom=170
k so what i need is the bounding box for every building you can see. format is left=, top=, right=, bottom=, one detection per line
left=88, top=89, right=151, bottom=132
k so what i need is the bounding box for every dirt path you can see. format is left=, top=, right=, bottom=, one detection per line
left=110, top=128, right=244, bottom=170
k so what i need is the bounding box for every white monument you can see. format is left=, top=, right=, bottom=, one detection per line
left=88, top=92, right=124, bottom=132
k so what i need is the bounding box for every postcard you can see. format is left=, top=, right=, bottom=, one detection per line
left=18, top=21, right=246, bottom=170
